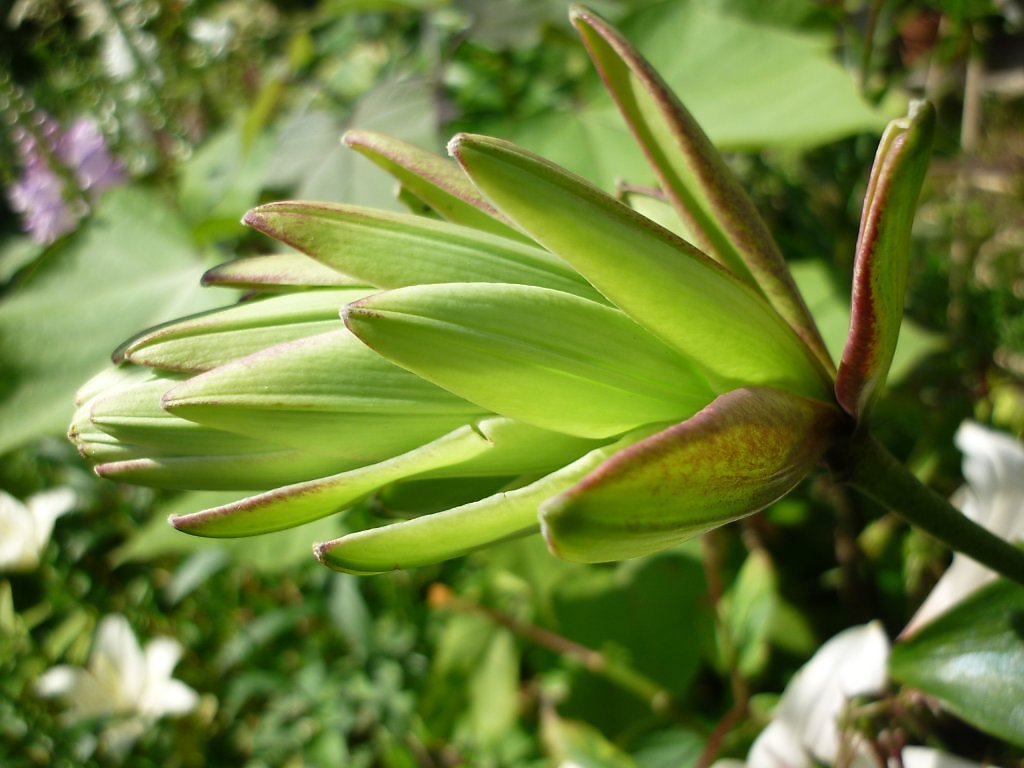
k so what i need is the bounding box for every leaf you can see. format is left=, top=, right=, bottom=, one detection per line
left=164, top=329, right=485, bottom=461
left=342, top=130, right=530, bottom=242
left=119, top=288, right=369, bottom=372
left=889, top=579, right=1024, bottom=747
left=200, top=253, right=361, bottom=292
left=169, top=423, right=492, bottom=537
left=508, top=4, right=892, bottom=189
left=315, top=428, right=652, bottom=574
left=244, top=201, right=600, bottom=301
left=265, top=77, right=438, bottom=208
left=450, top=134, right=831, bottom=400
left=835, top=101, right=935, bottom=420
left=571, top=7, right=832, bottom=372
left=541, top=387, right=842, bottom=563
left=467, top=630, right=521, bottom=746
left=0, top=187, right=228, bottom=454
left=542, top=709, right=640, bottom=768
left=344, top=282, right=715, bottom=439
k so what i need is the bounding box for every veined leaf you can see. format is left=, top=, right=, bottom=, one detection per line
left=164, top=330, right=486, bottom=462
left=343, top=130, right=531, bottom=243
left=572, top=7, right=832, bottom=372
left=244, top=201, right=602, bottom=302
left=118, top=289, right=368, bottom=372
left=315, top=428, right=653, bottom=574
left=836, top=101, right=935, bottom=420
left=201, top=253, right=361, bottom=291
left=344, top=282, right=716, bottom=439
left=450, top=134, right=831, bottom=400
left=541, top=386, right=842, bottom=562
left=169, top=423, right=493, bottom=537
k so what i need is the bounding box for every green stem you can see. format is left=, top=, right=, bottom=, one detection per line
left=834, top=430, right=1024, bottom=587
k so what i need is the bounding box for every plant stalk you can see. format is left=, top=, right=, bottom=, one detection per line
left=834, top=430, right=1024, bottom=587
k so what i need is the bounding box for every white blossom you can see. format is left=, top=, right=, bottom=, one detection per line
left=904, top=421, right=1024, bottom=635
left=35, top=614, right=199, bottom=758
left=0, top=488, right=76, bottom=571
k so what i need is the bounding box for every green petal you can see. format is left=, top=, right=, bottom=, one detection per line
left=343, top=130, right=531, bottom=243
left=541, top=386, right=842, bottom=562
left=315, top=427, right=653, bottom=574
left=571, top=7, right=832, bottom=372
left=118, top=289, right=368, bottom=372
left=169, top=423, right=493, bottom=536
left=449, top=133, right=831, bottom=399
left=164, top=329, right=487, bottom=462
left=836, top=101, right=935, bottom=420
left=201, top=253, right=361, bottom=291
left=344, top=282, right=716, bottom=438
left=243, top=201, right=601, bottom=302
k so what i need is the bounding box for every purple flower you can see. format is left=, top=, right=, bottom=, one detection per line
left=6, top=116, right=124, bottom=245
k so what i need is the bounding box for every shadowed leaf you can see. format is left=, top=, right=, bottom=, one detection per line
left=201, top=253, right=360, bottom=291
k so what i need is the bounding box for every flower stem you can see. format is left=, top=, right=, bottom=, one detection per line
left=833, top=430, right=1024, bottom=587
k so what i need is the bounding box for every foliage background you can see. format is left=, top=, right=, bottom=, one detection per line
left=1, top=0, right=1023, bottom=765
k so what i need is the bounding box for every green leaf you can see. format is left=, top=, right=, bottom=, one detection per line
left=836, top=101, right=935, bottom=420
left=169, top=423, right=492, bottom=537
left=164, top=329, right=485, bottom=461
left=244, top=201, right=601, bottom=302
left=541, top=386, right=842, bottom=562
left=119, top=288, right=368, bottom=372
left=200, top=253, right=361, bottom=292
left=344, top=282, right=715, bottom=439
left=507, top=4, right=892, bottom=191
left=450, top=134, right=831, bottom=400
left=542, top=710, right=640, bottom=768
left=0, top=187, right=228, bottom=453
left=571, top=7, right=832, bottom=372
left=889, top=579, right=1024, bottom=747
left=265, top=77, right=439, bottom=209
left=315, top=428, right=652, bottom=574
left=342, top=130, right=531, bottom=242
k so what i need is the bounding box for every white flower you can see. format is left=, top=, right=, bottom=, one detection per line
left=0, top=488, right=76, bottom=571
left=713, top=623, right=988, bottom=768
left=904, top=421, right=1024, bottom=635
left=35, top=614, right=199, bottom=757
left=745, top=622, right=890, bottom=768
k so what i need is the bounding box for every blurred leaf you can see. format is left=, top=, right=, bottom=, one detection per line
left=723, top=549, right=776, bottom=677
left=511, top=3, right=892, bottom=188
left=889, top=579, right=1024, bottom=747
left=790, top=260, right=941, bottom=387
left=163, top=549, right=231, bottom=605
left=328, top=573, right=373, bottom=660
left=179, top=124, right=275, bottom=243
left=0, top=187, right=226, bottom=454
left=0, top=236, right=43, bottom=284
left=467, top=629, right=520, bottom=746
left=542, top=710, right=639, bottom=768
left=631, top=729, right=705, bottom=768
left=551, top=551, right=709, bottom=733
left=266, top=77, right=439, bottom=208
